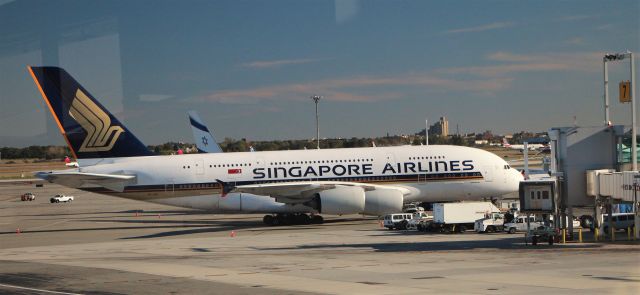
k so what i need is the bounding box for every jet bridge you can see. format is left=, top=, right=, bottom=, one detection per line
left=547, top=125, right=632, bottom=239
left=587, top=170, right=640, bottom=239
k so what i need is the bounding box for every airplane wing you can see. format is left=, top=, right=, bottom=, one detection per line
left=35, top=171, right=136, bottom=192
left=227, top=181, right=408, bottom=204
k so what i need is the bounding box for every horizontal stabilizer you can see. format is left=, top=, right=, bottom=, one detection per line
left=35, top=170, right=136, bottom=192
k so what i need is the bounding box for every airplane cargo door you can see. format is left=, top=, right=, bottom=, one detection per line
left=482, top=166, right=493, bottom=182
left=165, top=179, right=174, bottom=196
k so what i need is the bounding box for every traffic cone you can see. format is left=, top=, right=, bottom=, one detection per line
left=16, top=228, right=21, bottom=234
left=230, top=230, right=236, bottom=237
left=379, top=220, right=383, bottom=228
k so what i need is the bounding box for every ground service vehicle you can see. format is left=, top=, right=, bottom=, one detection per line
left=602, top=213, right=635, bottom=233
left=528, top=226, right=559, bottom=245
left=404, top=212, right=432, bottom=230
left=383, top=213, right=414, bottom=230
left=503, top=215, right=545, bottom=234
left=430, top=202, right=501, bottom=233
left=50, top=194, right=74, bottom=203
left=403, top=203, right=425, bottom=213
left=474, top=212, right=505, bottom=233
left=21, top=193, right=35, bottom=201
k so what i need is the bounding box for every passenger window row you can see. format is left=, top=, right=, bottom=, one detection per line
left=408, top=156, right=444, bottom=160
left=269, top=159, right=373, bottom=165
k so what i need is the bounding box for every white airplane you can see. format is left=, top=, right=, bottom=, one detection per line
left=188, top=110, right=223, bottom=153
left=28, top=67, right=523, bottom=225
left=502, top=138, right=546, bottom=152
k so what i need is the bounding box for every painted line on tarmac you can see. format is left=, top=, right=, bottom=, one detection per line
left=0, top=283, right=83, bottom=295
left=25, top=219, right=69, bottom=231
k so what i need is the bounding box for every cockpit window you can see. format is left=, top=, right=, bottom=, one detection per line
left=503, top=165, right=511, bottom=169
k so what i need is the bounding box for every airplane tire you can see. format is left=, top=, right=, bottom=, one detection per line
left=299, top=214, right=311, bottom=225
left=272, top=215, right=281, bottom=226
left=311, top=215, right=324, bottom=224
left=263, top=215, right=274, bottom=225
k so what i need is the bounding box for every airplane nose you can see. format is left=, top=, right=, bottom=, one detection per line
left=512, top=169, right=524, bottom=186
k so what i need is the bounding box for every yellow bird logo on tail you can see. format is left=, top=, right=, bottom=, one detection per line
left=69, top=89, right=124, bottom=152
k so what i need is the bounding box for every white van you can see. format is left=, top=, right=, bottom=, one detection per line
left=503, top=215, right=544, bottom=234
left=602, top=213, right=635, bottom=233
left=383, top=213, right=414, bottom=230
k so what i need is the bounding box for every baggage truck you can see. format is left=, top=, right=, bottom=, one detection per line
left=430, top=202, right=500, bottom=233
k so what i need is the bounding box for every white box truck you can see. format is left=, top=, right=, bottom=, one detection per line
left=430, top=202, right=500, bottom=233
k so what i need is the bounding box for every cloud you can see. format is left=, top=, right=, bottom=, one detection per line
left=445, top=51, right=602, bottom=77
left=239, top=58, right=322, bottom=69
left=139, top=94, right=174, bottom=102
left=198, top=74, right=512, bottom=104
left=486, top=52, right=537, bottom=62
left=199, top=51, right=603, bottom=105
left=596, top=23, right=614, bottom=30
left=564, top=37, right=585, bottom=45
left=444, top=22, right=514, bottom=34
left=555, top=15, right=592, bottom=22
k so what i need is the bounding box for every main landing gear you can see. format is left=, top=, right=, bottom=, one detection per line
left=262, top=213, right=324, bottom=226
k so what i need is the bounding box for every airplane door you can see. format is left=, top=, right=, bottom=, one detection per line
left=419, top=160, right=427, bottom=183
left=194, top=159, right=204, bottom=175
left=482, top=166, right=493, bottom=182
left=255, top=157, right=266, bottom=179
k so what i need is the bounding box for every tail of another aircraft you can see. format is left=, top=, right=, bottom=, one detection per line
left=28, top=66, right=154, bottom=159
left=188, top=110, right=223, bottom=153
left=502, top=138, right=511, bottom=148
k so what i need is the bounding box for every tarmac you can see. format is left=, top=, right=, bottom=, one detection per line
left=1, top=181, right=639, bottom=294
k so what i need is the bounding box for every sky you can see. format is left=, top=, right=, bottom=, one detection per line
left=0, top=0, right=639, bottom=147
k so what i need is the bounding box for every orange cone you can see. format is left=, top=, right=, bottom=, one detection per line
left=16, top=228, right=21, bottom=234
left=230, top=231, right=236, bottom=237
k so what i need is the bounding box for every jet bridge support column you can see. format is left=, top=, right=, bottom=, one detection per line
left=594, top=196, right=604, bottom=240
left=567, top=206, right=574, bottom=240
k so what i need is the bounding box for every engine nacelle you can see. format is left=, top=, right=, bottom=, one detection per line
left=308, top=186, right=366, bottom=214
left=363, top=189, right=404, bottom=216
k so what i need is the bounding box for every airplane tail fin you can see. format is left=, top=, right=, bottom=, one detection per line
left=188, top=110, right=223, bottom=153
left=502, top=138, right=511, bottom=147
left=28, top=66, right=154, bottom=159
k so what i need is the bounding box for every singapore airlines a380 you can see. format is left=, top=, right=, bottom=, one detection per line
left=28, top=66, right=523, bottom=225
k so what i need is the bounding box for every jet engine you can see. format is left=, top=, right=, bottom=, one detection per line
left=306, top=186, right=366, bottom=214
left=363, top=189, right=403, bottom=216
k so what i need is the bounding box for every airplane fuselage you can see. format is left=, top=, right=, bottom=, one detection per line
left=72, top=145, right=523, bottom=213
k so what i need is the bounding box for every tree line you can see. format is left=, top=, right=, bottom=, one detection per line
left=1, top=135, right=470, bottom=160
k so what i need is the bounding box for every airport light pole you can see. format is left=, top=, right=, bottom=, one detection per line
left=604, top=51, right=636, bottom=171
left=311, top=95, right=322, bottom=149
left=425, top=119, right=429, bottom=145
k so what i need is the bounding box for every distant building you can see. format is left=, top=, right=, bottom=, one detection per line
left=429, top=117, right=449, bottom=137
